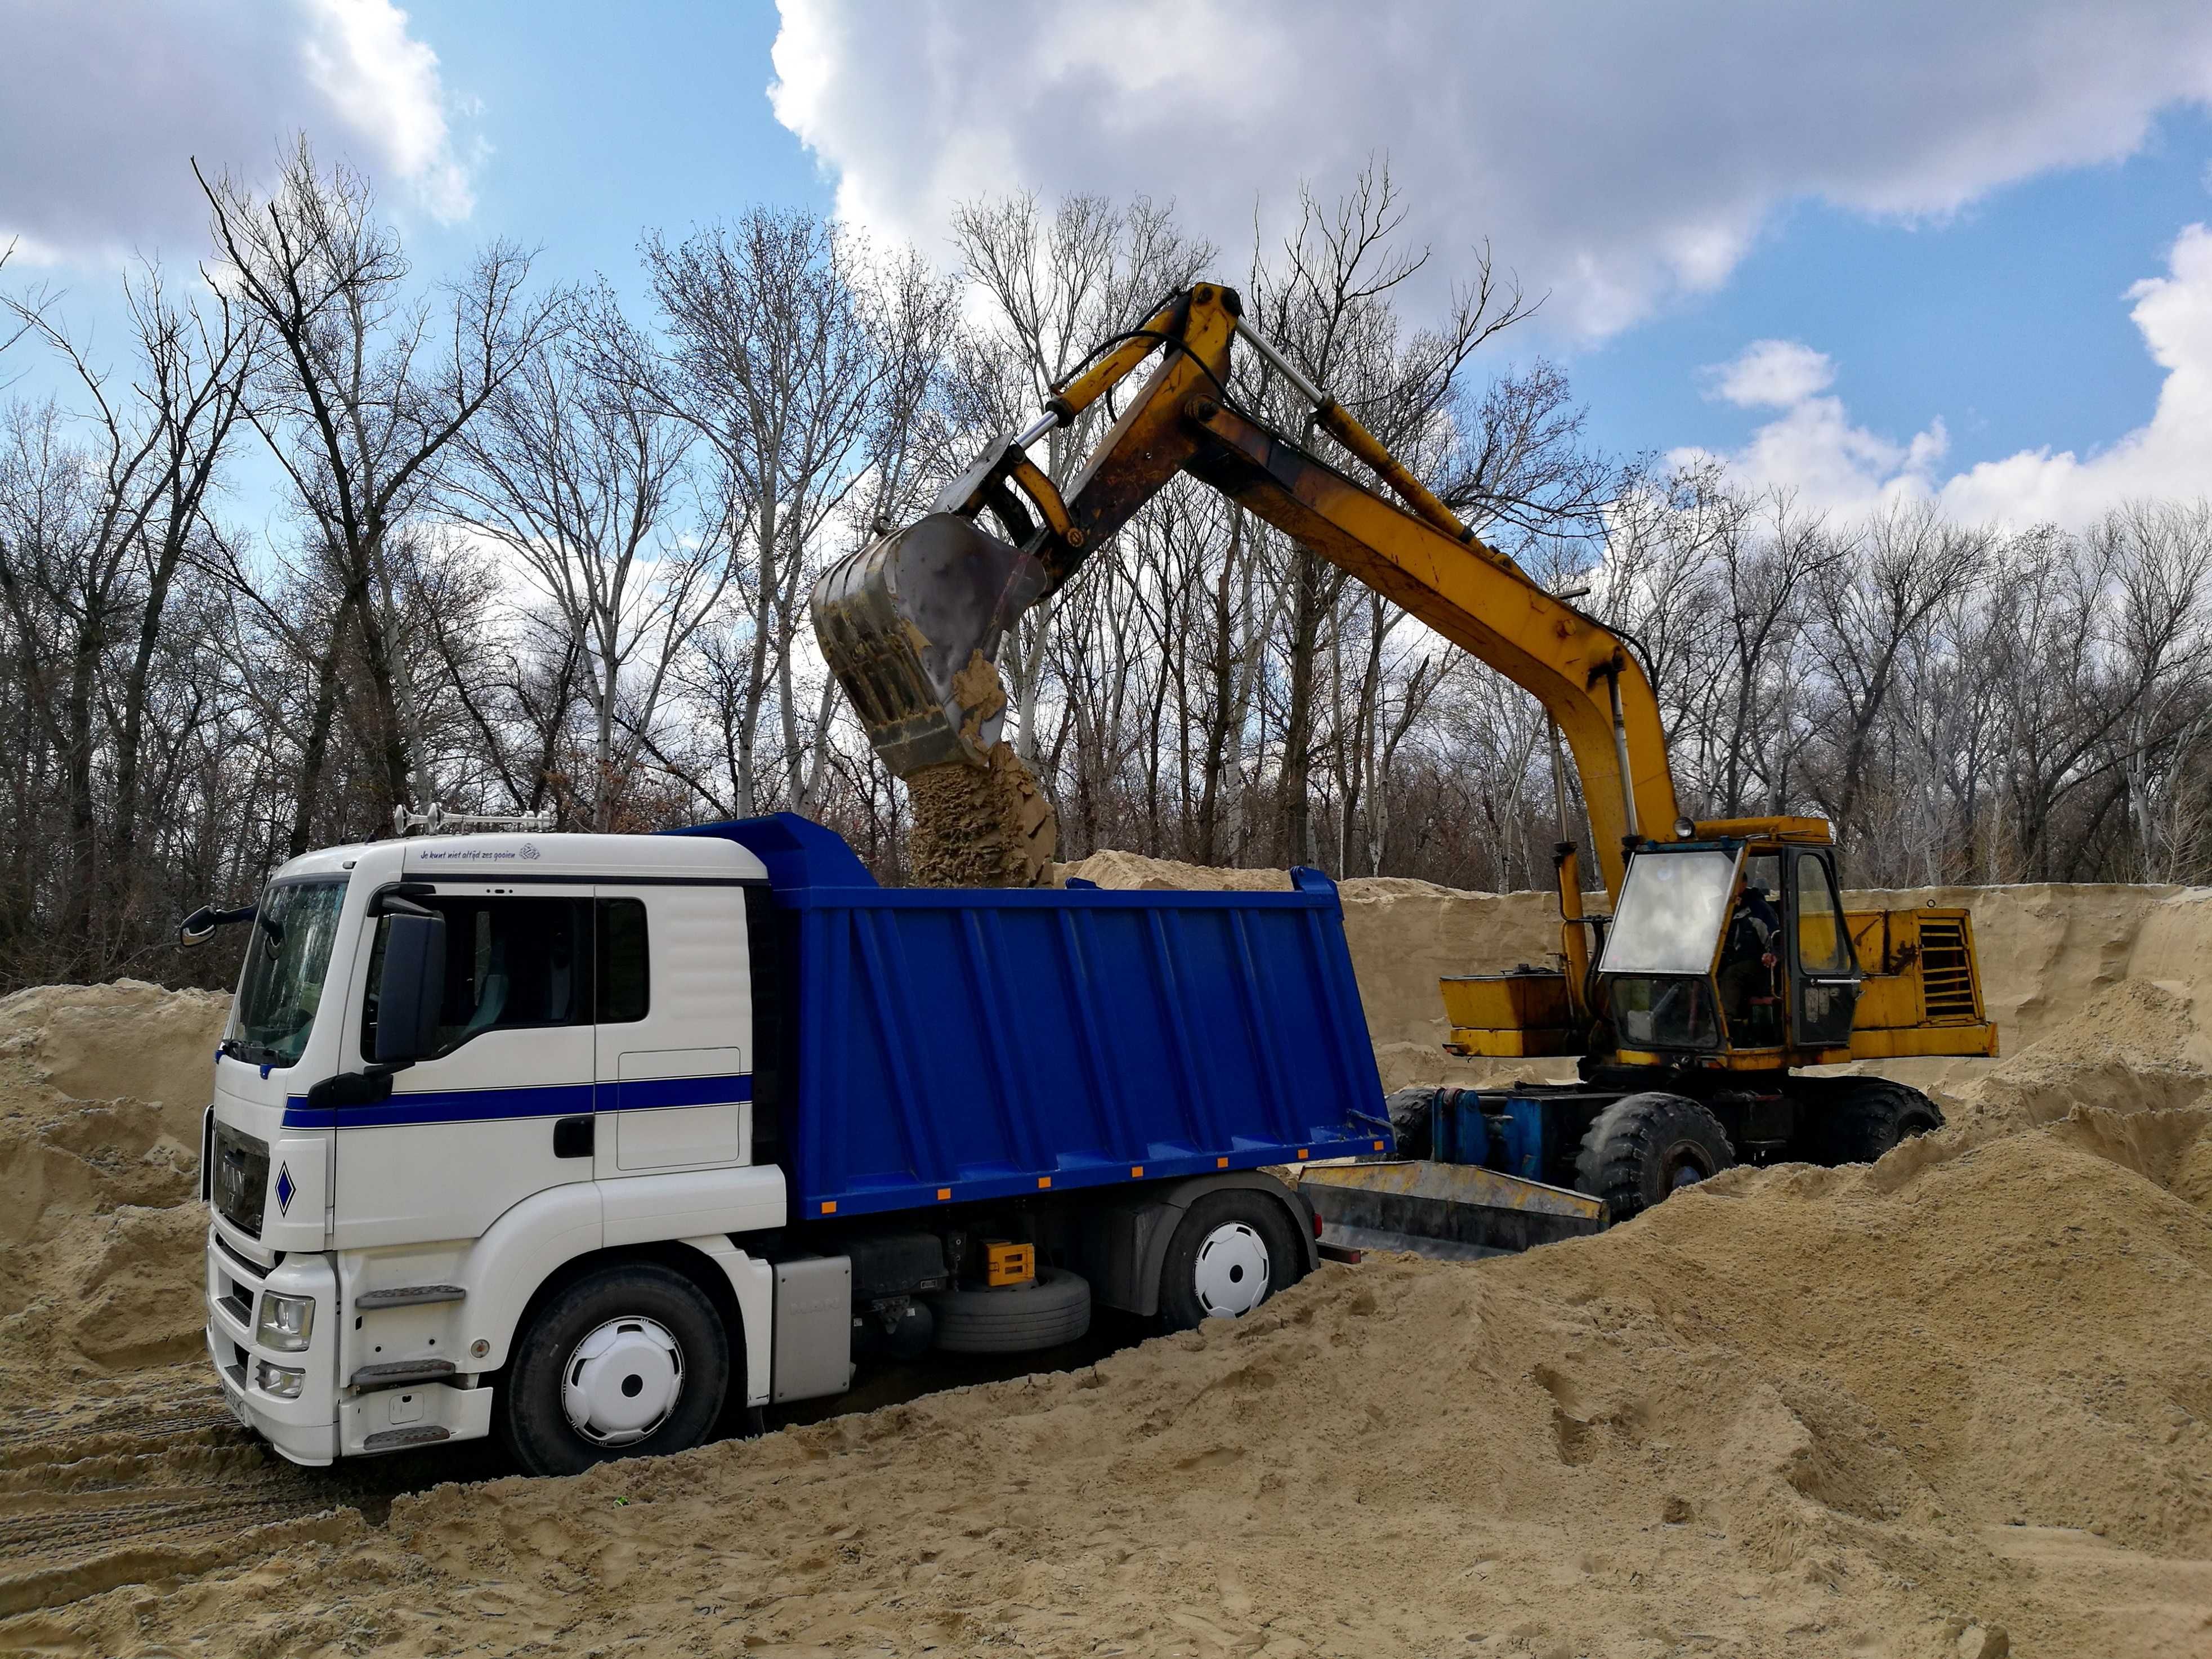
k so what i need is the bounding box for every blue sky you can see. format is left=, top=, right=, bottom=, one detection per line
left=5, top=1, right=2211, bottom=529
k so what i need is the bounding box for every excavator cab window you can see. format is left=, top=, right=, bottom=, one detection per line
left=1596, top=846, right=1741, bottom=1053
left=1789, top=850, right=1861, bottom=1047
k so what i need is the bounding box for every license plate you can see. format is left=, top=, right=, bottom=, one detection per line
left=224, top=1381, right=252, bottom=1429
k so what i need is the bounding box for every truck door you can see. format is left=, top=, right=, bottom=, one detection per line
left=338, top=886, right=597, bottom=1246
left=1789, top=851, right=1861, bottom=1048
left=592, top=884, right=753, bottom=1180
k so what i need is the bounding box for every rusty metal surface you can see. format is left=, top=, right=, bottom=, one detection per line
left=1292, top=1157, right=1606, bottom=1258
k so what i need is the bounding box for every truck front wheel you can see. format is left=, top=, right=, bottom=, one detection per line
left=1158, top=1190, right=1303, bottom=1331
left=500, top=1262, right=730, bottom=1478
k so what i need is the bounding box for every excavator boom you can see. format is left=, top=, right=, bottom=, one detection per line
left=812, top=283, right=1677, bottom=898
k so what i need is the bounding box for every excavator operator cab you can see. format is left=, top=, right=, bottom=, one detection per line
left=1596, top=830, right=1862, bottom=1065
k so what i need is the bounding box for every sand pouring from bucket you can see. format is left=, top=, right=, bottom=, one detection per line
left=812, top=512, right=1050, bottom=775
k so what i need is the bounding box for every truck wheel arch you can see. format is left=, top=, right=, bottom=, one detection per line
left=1125, top=1171, right=1316, bottom=1318
left=456, top=1183, right=767, bottom=1407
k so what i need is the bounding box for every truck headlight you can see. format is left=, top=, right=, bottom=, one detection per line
left=256, top=1291, right=315, bottom=1352
left=254, top=1358, right=306, bottom=1399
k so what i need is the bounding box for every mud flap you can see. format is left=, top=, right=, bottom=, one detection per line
left=1292, top=1160, right=1606, bottom=1260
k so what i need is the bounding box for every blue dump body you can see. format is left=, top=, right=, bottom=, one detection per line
left=672, top=814, right=1391, bottom=1219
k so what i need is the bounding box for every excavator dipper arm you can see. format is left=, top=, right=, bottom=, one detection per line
left=812, top=283, right=1679, bottom=898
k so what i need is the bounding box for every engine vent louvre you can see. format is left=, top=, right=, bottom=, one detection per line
left=1918, top=918, right=1978, bottom=1022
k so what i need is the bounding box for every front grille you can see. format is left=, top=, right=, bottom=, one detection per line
left=215, top=1229, right=275, bottom=1275
left=1919, top=918, right=1978, bottom=1021
left=211, top=1123, right=269, bottom=1238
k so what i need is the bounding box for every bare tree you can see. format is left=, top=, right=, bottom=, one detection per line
left=638, top=208, right=943, bottom=816
left=446, top=290, right=725, bottom=829
left=198, top=138, right=561, bottom=826
left=0, top=265, right=253, bottom=972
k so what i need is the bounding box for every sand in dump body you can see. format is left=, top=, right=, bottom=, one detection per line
left=10, top=885, right=2212, bottom=1653
left=905, top=650, right=1058, bottom=887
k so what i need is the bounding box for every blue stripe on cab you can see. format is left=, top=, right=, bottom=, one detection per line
left=284, top=1074, right=752, bottom=1129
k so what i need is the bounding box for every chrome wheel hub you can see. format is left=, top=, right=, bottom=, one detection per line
left=1193, top=1221, right=1272, bottom=1318
left=562, top=1316, right=684, bottom=1446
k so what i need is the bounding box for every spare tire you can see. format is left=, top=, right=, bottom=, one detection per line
left=926, top=1267, right=1091, bottom=1354
left=1575, top=1091, right=1733, bottom=1223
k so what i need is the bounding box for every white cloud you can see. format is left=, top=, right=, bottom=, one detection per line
left=770, top=1, right=2212, bottom=339
left=1705, top=341, right=1836, bottom=409
left=0, top=0, right=475, bottom=266
left=1679, top=226, right=2212, bottom=526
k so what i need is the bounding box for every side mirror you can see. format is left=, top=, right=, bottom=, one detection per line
left=178, top=902, right=255, bottom=947
left=373, top=913, right=447, bottom=1063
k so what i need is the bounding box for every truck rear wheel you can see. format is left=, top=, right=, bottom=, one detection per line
left=1158, top=1190, right=1302, bottom=1331
left=1575, top=1092, right=1733, bottom=1224
left=500, top=1262, right=730, bottom=1478
left=1813, top=1077, right=1944, bottom=1165
left=926, top=1267, right=1091, bottom=1353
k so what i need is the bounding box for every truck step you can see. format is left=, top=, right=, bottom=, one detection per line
left=363, top=1425, right=450, bottom=1452
left=350, top=1358, right=457, bottom=1390
left=355, top=1284, right=467, bottom=1310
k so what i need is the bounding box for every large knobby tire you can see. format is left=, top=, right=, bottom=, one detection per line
left=1158, top=1189, right=1304, bottom=1331
left=1383, top=1087, right=1438, bottom=1159
left=1813, top=1077, right=1945, bottom=1166
left=1575, top=1092, right=1735, bottom=1224
left=499, top=1262, right=730, bottom=1478
left=926, top=1266, right=1092, bottom=1354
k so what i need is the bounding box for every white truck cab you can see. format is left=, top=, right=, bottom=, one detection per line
left=202, top=829, right=787, bottom=1469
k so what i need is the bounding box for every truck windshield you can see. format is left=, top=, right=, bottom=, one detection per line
left=229, top=877, right=350, bottom=1068
left=1599, top=849, right=1739, bottom=976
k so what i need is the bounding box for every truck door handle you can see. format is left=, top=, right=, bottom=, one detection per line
left=553, top=1116, right=594, bottom=1159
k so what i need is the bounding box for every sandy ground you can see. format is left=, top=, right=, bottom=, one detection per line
left=2, top=884, right=2210, bottom=1655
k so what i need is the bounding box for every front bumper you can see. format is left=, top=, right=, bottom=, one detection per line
left=204, top=1219, right=339, bottom=1466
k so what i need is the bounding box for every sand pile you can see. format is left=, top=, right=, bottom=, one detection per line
left=7, top=881, right=2212, bottom=1653
left=13, top=1101, right=2208, bottom=1656
left=0, top=982, right=228, bottom=1394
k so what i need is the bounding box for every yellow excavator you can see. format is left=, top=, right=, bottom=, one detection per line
left=812, top=283, right=1996, bottom=1239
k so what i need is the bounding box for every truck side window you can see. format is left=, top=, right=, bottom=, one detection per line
left=596, top=898, right=649, bottom=1023
left=361, top=897, right=592, bottom=1060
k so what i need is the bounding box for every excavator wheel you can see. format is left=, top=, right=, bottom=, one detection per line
left=1383, top=1086, right=1440, bottom=1159
left=1575, top=1092, right=1734, bottom=1224
left=1811, top=1077, right=1944, bottom=1166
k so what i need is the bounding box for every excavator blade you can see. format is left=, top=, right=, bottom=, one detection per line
left=1293, top=1160, right=1606, bottom=1260
left=812, top=512, right=1049, bottom=775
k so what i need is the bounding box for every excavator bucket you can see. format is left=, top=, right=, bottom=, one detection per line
left=812, top=512, right=1049, bottom=775
left=1292, top=1160, right=1606, bottom=1261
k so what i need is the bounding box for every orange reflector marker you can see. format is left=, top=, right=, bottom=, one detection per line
left=1037, top=1175, right=1052, bottom=1190
left=1130, top=1165, right=1143, bottom=1178
left=1216, top=1156, right=1230, bottom=1169
left=1297, top=1148, right=1310, bottom=1160
left=936, top=1187, right=951, bottom=1201
left=1373, top=1139, right=1385, bottom=1152
left=820, top=1200, right=837, bottom=1215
